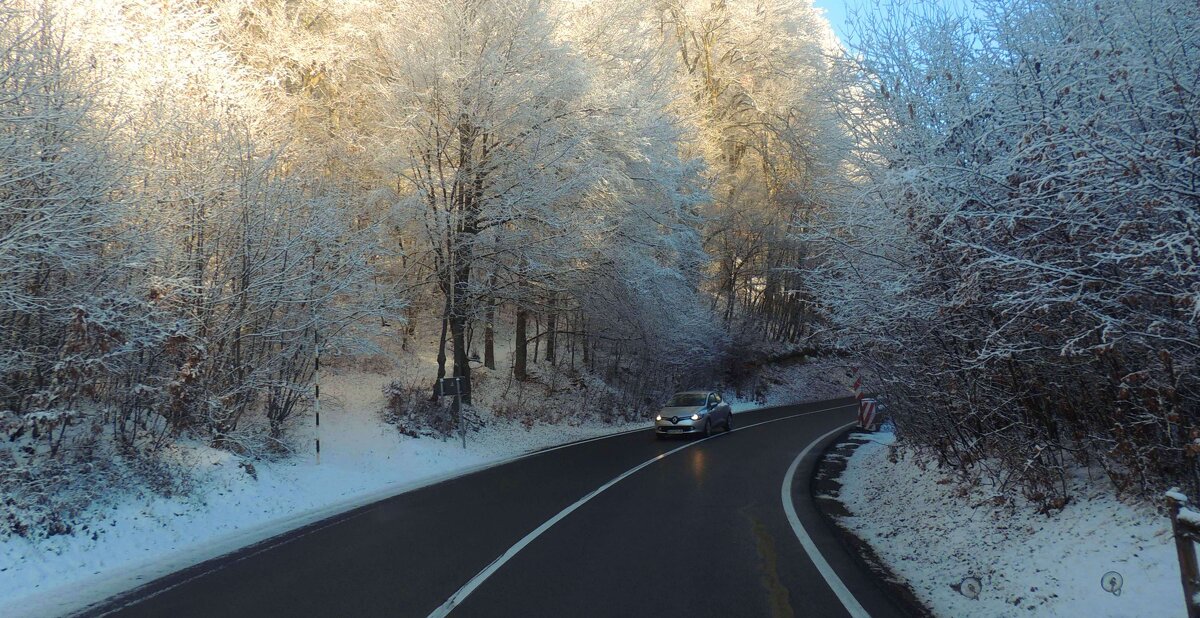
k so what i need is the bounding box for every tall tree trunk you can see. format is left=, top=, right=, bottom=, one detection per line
left=446, top=112, right=481, bottom=405
left=568, top=313, right=575, bottom=371
left=514, top=306, right=528, bottom=381
left=450, top=312, right=471, bottom=404
left=545, top=295, right=557, bottom=364
left=484, top=272, right=496, bottom=370
left=449, top=240, right=474, bottom=404
left=533, top=314, right=541, bottom=363
left=432, top=294, right=449, bottom=401
left=402, top=305, right=416, bottom=351
left=581, top=319, right=590, bottom=367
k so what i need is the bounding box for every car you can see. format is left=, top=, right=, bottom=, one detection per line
left=653, top=390, right=733, bottom=439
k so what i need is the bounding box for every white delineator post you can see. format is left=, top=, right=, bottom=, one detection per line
left=310, top=248, right=322, bottom=465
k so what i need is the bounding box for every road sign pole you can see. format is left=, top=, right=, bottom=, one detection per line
left=439, top=376, right=468, bottom=449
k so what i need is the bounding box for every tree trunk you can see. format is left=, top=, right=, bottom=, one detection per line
left=514, top=307, right=528, bottom=381
left=432, top=295, right=449, bottom=401
left=449, top=258, right=473, bottom=404
left=450, top=311, right=471, bottom=404
left=533, top=314, right=541, bottom=363
left=545, top=297, right=557, bottom=364
left=403, top=305, right=416, bottom=351
left=581, top=319, right=590, bottom=367
left=484, top=273, right=496, bottom=370
left=445, top=112, right=481, bottom=405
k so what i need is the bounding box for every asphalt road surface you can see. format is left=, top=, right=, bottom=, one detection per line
left=83, top=398, right=912, bottom=618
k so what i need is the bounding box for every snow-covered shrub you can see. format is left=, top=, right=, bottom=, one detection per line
left=809, top=0, right=1200, bottom=503
left=1, top=413, right=194, bottom=538
left=381, top=380, right=455, bottom=438
left=0, top=2, right=176, bottom=536
left=0, top=1, right=389, bottom=535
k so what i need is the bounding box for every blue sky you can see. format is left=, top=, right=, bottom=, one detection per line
left=811, top=0, right=863, bottom=44
left=813, top=1, right=974, bottom=46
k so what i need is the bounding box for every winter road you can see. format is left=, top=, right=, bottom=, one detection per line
left=83, top=398, right=911, bottom=618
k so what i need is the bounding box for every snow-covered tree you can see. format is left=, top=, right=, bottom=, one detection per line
left=810, top=0, right=1200, bottom=500
left=373, top=0, right=607, bottom=402
left=654, top=0, right=846, bottom=342
left=0, top=1, right=159, bottom=450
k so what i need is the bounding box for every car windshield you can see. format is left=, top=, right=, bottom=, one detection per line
left=667, top=393, right=706, bottom=407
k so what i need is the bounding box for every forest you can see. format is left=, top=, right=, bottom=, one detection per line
left=0, top=0, right=1197, bottom=536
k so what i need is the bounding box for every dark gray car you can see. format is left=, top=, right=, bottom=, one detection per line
left=653, top=390, right=733, bottom=439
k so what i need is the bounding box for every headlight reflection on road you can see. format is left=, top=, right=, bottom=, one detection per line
left=689, top=448, right=707, bottom=481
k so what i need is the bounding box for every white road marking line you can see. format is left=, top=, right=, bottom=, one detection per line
left=428, top=402, right=856, bottom=617
left=93, top=401, right=851, bottom=617
left=781, top=421, right=871, bottom=618
left=86, top=421, right=660, bottom=616
left=86, top=433, right=656, bottom=617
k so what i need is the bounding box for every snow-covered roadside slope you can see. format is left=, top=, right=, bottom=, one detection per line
left=834, top=432, right=1183, bottom=617
left=0, top=369, right=649, bottom=618
left=728, top=354, right=858, bottom=411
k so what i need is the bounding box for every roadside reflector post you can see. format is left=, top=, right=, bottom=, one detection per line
left=314, top=333, right=321, bottom=465
left=858, top=398, right=878, bottom=431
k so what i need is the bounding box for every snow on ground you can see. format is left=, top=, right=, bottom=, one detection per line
left=0, top=368, right=646, bottom=618
left=0, top=332, right=832, bottom=618
left=834, top=431, right=1184, bottom=617
left=730, top=354, right=857, bottom=410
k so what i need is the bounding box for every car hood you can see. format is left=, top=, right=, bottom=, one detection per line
left=658, top=406, right=705, bottom=420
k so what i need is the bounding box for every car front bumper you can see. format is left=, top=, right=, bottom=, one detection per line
left=654, top=417, right=706, bottom=435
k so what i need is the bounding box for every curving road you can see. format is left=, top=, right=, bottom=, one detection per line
left=82, top=398, right=912, bottom=618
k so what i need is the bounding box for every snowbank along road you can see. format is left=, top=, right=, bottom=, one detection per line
left=83, top=398, right=913, bottom=618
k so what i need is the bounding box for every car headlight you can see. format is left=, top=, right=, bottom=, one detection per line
left=655, top=414, right=662, bottom=421
left=691, top=413, right=701, bottom=421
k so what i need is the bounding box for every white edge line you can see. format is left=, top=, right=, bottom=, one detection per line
left=429, top=402, right=857, bottom=618
left=781, top=421, right=872, bottom=618
left=87, top=400, right=844, bottom=618
left=85, top=426, right=652, bottom=617
left=84, top=402, right=815, bottom=617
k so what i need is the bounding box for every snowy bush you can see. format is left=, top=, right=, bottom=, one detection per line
left=807, top=0, right=1200, bottom=503
left=0, top=1, right=388, bottom=536
left=1, top=415, right=195, bottom=538
left=382, top=380, right=456, bottom=439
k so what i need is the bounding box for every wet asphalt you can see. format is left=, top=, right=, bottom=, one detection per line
left=82, top=397, right=913, bottom=618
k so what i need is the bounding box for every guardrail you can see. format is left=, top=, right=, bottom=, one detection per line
left=1167, top=490, right=1200, bottom=618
